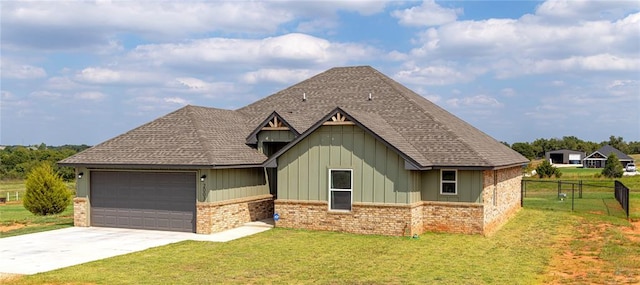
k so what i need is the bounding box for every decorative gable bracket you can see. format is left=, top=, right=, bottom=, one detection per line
left=246, top=111, right=299, bottom=145
left=262, top=115, right=289, bottom=130
left=323, top=111, right=355, bottom=126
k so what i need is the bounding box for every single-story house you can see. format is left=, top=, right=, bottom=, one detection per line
left=583, top=145, right=634, bottom=168
left=59, top=66, right=528, bottom=236
left=545, top=149, right=585, bottom=165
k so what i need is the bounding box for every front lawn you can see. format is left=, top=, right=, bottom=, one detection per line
left=6, top=208, right=639, bottom=285
left=0, top=203, right=73, bottom=238
left=0, top=180, right=75, bottom=237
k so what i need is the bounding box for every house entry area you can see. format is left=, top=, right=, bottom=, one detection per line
left=90, top=171, right=197, bottom=232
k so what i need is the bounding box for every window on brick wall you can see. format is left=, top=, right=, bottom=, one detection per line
left=440, top=169, right=457, bottom=195
left=329, top=169, right=352, bottom=211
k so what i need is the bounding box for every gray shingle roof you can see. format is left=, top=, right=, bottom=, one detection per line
left=61, top=66, right=527, bottom=169
left=59, top=106, right=266, bottom=168
left=239, top=66, right=528, bottom=168
left=587, top=145, right=633, bottom=160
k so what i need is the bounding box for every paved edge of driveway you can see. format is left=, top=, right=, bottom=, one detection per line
left=0, top=221, right=273, bottom=275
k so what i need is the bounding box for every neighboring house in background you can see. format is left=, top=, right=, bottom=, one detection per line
left=583, top=145, right=634, bottom=168
left=545, top=149, right=586, bottom=165
left=59, top=66, right=528, bottom=237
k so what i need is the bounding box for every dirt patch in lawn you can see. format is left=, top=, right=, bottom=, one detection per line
left=543, top=221, right=640, bottom=284
left=0, top=223, right=27, bottom=232
left=621, top=220, right=640, bottom=243
left=0, top=273, right=22, bottom=282
left=0, top=221, right=66, bottom=233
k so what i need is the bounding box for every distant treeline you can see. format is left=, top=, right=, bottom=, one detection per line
left=0, top=144, right=91, bottom=181
left=507, top=136, right=640, bottom=160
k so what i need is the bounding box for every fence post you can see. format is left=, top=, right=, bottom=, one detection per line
left=571, top=183, right=575, bottom=211
left=579, top=180, right=582, bottom=198
left=521, top=180, right=524, bottom=207
left=557, top=180, right=561, bottom=199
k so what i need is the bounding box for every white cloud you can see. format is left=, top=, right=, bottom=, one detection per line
left=394, top=62, right=478, bottom=85
left=607, top=79, right=639, bottom=97
left=1, top=2, right=295, bottom=51
left=242, top=69, right=315, bottom=84
left=76, top=67, right=161, bottom=85
left=164, top=97, right=189, bottom=105
left=446, top=95, right=503, bottom=108
left=129, top=33, right=378, bottom=68
left=0, top=60, right=47, bottom=79
left=75, top=91, right=106, bottom=101
left=30, top=91, right=62, bottom=99
left=392, top=0, right=462, bottom=27
left=46, top=76, right=83, bottom=90
left=1, top=90, right=13, bottom=100
left=174, top=77, right=211, bottom=91
left=501, top=88, right=516, bottom=97
left=398, top=2, right=640, bottom=85
left=125, top=95, right=190, bottom=114
left=535, top=0, right=640, bottom=22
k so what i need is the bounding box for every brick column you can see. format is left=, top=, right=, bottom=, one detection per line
left=73, top=197, right=89, bottom=227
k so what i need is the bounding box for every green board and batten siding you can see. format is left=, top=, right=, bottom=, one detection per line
left=420, top=170, right=483, bottom=203
left=277, top=125, right=418, bottom=204
left=202, top=168, right=269, bottom=202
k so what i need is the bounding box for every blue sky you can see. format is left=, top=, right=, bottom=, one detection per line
left=1, top=0, right=639, bottom=146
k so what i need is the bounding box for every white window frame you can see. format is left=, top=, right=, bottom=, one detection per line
left=328, top=168, right=353, bottom=211
left=440, top=169, right=457, bottom=195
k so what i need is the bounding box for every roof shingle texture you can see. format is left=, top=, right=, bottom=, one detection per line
left=61, top=66, right=527, bottom=168
left=60, top=106, right=266, bottom=167
left=239, top=66, right=528, bottom=168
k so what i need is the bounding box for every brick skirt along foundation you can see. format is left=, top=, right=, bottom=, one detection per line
left=73, top=197, right=88, bottom=227
left=421, top=201, right=484, bottom=234
left=274, top=200, right=418, bottom=236
left=275, top=200, right=494, bottom=236
left=196, top=194, right=273, bottom=234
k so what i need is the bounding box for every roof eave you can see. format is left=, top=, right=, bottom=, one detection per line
left=57, top=162, right=265, bottom=170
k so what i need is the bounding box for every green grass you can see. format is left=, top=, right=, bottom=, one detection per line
left=559, top=167, right=602, bottom=177
left=0, top=203, right=74, bottom=238
left=0, top=180, right=26, bottom=202
left=0, top=179, right=75, bottom=237
left=8, top=208, right=573, bottom=285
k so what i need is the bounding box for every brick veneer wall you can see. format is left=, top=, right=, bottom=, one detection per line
left=274, top=167, right=523, bottom=237
left=421, top=201, right=484, bottom=234
left=196, top=194, right=273, bottom=234
left=482, top=166, right=523, bottom=235
left=73, top=197, right=88, bottom=227
left=275, top=200, right=420, bottom=236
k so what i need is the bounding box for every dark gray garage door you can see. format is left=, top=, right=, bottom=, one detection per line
left=90, top=171, right=196, bottom=232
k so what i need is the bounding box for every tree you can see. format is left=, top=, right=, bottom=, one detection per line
left=601, top=153, right=624, bottom=178
left=605, top=135, right=629, bottom=154
left=511, top=142, right=535, bottom=160
left=536, top=160, right=562, bottom=178
left=23, top=163, right=71, bottom=215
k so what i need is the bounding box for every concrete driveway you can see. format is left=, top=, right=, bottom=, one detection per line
left=0, top=221, right=272, bottom=275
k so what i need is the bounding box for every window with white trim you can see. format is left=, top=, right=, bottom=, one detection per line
left=440, top=169, right=457, bottom=195
left=329, top=169, right=352, bottom=211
